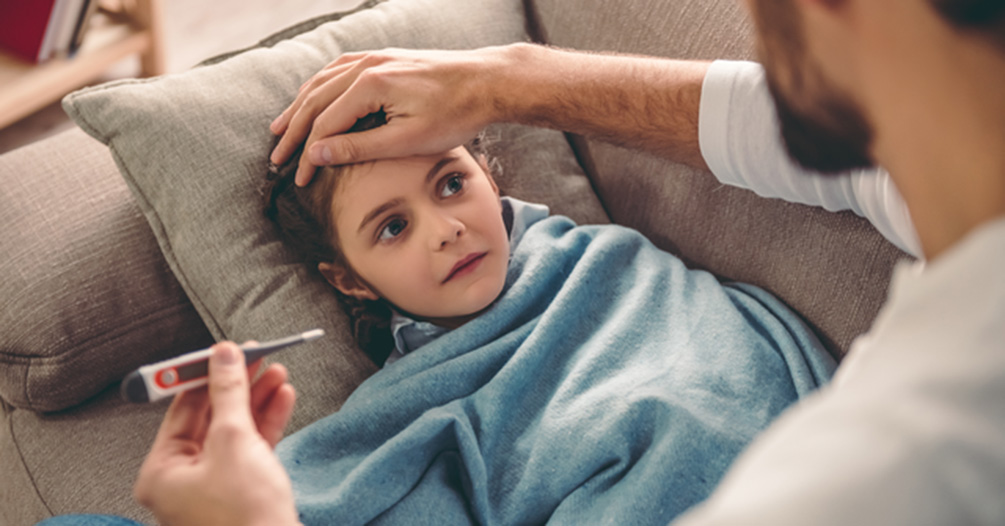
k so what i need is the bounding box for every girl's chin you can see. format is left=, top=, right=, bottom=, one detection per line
left=411, top=296, right=503, bottom=328
left=398, top=276, right=507, bottom=325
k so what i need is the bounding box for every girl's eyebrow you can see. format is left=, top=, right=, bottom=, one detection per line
left=424, top=155, right=460, bottom=184
left=358, top=198, right=403, bottom=234
left=357, top=155, right=463, bottom=234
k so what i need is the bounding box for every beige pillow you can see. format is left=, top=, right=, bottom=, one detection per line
left=61, top=0, right=607, bottom=421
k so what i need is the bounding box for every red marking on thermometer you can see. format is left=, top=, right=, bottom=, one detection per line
left=121, top=329, right=324, bottom=403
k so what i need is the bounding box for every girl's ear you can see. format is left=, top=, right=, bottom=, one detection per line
left=318, top=262, right=379, bottom=301
left=476, top=153, right=500, bottom=196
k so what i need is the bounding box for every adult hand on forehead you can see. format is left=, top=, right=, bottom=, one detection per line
left=269, top=47, right=505, bottom=187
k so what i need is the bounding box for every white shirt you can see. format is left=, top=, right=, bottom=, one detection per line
left=699, top=60, right=922, bottom=258
left=676, top=60, right=1005, bottom=525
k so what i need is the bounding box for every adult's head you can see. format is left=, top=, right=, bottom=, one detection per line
left=745, top=0, right=1005, bottom=256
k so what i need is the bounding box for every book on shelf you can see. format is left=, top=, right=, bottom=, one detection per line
left=40, top=0, right=74, bottom=60
left=0, top=0, right=100, bottom=63
left=0, top=0, right=60, bottom=63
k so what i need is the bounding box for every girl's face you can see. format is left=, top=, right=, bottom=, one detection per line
left=320, top=146, right=510, bottom=327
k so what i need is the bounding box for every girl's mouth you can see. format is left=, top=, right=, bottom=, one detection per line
left=443, top=252, right=488, bottom=283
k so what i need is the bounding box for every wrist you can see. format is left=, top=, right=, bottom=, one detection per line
left=479, top=42, right=554, bottom=125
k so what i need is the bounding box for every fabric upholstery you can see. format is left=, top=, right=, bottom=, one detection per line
left=4, top=0, right=603, bottom=521
left=0, top=5, right=384, bottom=416
left=59, top=0, right=607, bottom=423
left=526, top=0, right=909, bottom=354
left=0, top=0, right=908, bottom=523
left=2, top=388, right=165, bottom=524
left=58, top=0, right=532, bottom=416
left=0, top=128, right=215, bottom=412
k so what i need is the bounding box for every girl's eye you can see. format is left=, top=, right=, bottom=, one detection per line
left=440, top=173, right=465, bottom=197
left=378, top=218, right=407, bottom=242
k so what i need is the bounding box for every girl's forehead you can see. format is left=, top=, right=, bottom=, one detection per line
left=331, top=147, right=477, bottom=221
left=337, top=148, right=473, bottom=195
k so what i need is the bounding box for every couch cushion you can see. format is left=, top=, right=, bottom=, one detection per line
left=1, top=389, right=165, bottom=524
left=0, top=6, right=383, bottom=416
left=60, top=0, right=606, bottom=418
left=0, top=128, right=215, bottom=412
left=527, top=0, right=910, bottom=355
left=0, top=6, right=378, bottom=414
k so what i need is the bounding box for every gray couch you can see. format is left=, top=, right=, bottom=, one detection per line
left=0, top=0, right=908, bottom=524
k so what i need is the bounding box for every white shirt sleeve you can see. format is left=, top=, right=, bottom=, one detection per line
left=698, top=60, right=922, bottom=258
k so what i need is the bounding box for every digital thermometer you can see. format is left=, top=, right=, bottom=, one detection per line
left=120, top=329, right=324, bottom=403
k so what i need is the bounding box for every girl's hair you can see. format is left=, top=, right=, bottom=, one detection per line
left=930, top=0, right=1005, bottom=51
left=262, top=113, right=491, bottom=365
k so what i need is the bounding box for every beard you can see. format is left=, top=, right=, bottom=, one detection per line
left=764, top=69, right=876, bottom=174
left=749, top=0, right=877, bottom=174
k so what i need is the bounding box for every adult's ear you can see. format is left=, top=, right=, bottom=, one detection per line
left=318, top=262, right=379, bottom=301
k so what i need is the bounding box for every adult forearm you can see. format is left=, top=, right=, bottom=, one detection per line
left=487, top=43, right=711, bottom=171
left=270, top=44, right=711, bottom=184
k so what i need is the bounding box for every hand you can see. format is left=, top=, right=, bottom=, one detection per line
left=269, top=46, right=510, bottom=186
left=134, top=342, right=301, bottom=526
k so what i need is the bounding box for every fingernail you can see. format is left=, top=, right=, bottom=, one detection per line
left=310, top=145, right=332, bottom=165
left=215, top=343, right=240, bottom=365
left=270, top=115, right=284, bottom=133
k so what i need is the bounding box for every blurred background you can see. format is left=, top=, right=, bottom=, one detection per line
left=0, top=0, right=366, bottom=154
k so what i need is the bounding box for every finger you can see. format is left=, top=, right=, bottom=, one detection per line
left=294, top=148, right=321, bottom=187
left=274, top=49, right=402, bottom=141
left=258, top=383, right=297, bottom=448
left=307, top=70, right=388, bottom=144
left=250, top=363, right=288, bottom=413
left=248, top=358, right=262, bottom=380
left=270, top=62, right=360, bottom=163
left=248, top=364, right=289, bottom=445
left=293, top=100, right=386, bottom=186
left=273, top=65, right=346, bottom=135
left=307, top=120, right=444, bottom=167
left=325, top=51, right=368, bottom=72
left=206, top=342, right=256, bottom=432
left=288, top=88, right=370, bottom=186
left=153, top=384, right=211, bottom=446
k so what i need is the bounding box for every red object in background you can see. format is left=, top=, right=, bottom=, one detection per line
left=0, top=0, right=60, bottom=63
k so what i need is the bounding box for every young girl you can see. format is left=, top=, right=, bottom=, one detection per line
left=266, top=126, right=511, bottom=366
left=264, top=119, right=836, bottom=525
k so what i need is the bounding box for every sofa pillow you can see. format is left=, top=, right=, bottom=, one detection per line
left=62, top=0, right=607, bottom=424
left=0, top=7, right=383, bottom=414
left=0, top=128, right=217, bottom=412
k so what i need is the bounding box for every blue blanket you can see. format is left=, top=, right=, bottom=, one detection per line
left=278, top=216, right=836, bottom=525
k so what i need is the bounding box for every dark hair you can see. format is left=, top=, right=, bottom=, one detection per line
left=931, top=0, right=1005, bottom=50
left=263, top=113, right=491, bottom=365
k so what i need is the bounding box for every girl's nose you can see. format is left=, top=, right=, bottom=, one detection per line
left=430, top=213, right=465, bottom=250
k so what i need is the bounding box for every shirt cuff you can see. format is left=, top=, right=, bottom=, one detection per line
left=698, top=59, right=766, bottom=188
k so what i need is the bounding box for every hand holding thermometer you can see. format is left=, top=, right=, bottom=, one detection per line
left=121, top=329, right=324, bottom=403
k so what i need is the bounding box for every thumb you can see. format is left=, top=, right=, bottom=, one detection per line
left=308, top=123, right=434, bottom=166
left=207, top=342, right=255, bottom=432
left=307, top=132, right=373, bottom=167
